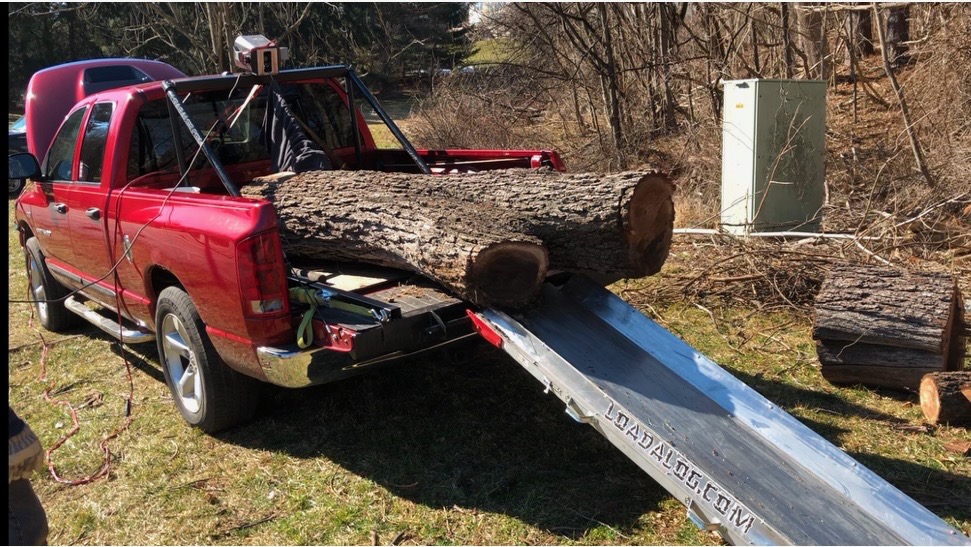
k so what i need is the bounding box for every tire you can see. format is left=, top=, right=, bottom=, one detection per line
left=9, top=177, right=25, bottom=197
left=155, top=286, right=260, bottom=433
left=9, top=148, right=26, bottom=197
left=24, top=237, right=79, bottom=332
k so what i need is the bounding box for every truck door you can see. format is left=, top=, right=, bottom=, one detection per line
left=32, top=107, right=87, bottom=270
left=67, top=102, right=115, bottom=299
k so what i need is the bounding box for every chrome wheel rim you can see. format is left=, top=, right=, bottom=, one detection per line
left=161, top=313, right=202, bottom=414
left=27, top=253, right=49, bottom=324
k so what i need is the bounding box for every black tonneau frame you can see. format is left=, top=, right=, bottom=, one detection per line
left=159, top=65, right=430, bottom=194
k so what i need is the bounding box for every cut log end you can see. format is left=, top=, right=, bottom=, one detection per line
left=919, top=371, right=971, bottom=426
left=470, top=242, right=549, bottom=307
left=919, top=374, right=943, bottom=423
left=625, top=173, right=676, bottom=276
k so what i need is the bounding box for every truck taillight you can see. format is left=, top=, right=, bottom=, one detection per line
left=237, top=231, right=289, bottom=316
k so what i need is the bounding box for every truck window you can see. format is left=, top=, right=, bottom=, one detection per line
left=127, top=100, right=181, bottom=179
left=82, top=65, right=152, bottom=95
left=287, top=83, right=356, bottom=150
left=44, top=107, right=87, bottom=181
left=127, top=92, right=272, bottom=181
left=78, top=103, right=113, bottom=183
left=125, top=81, right=355, bottom=182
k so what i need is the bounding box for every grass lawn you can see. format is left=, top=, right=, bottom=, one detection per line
left=7, top=198, right=970, bottom=545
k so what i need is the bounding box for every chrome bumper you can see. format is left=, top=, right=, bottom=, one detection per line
left=256, top=332, right=479, bottom=388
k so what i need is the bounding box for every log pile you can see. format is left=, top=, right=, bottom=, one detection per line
left=811, top=264, right=965, bottom=390
left=919, top=371, right=971, bottom=427
left=241, top=169, right=675, bottom=307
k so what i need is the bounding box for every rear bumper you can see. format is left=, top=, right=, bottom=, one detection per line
left=256, top=332, right=479, bottom=388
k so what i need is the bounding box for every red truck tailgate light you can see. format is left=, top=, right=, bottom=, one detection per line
left=237, top=231, right=289, bottom=316
left=466, top=309, right=503, bottom=349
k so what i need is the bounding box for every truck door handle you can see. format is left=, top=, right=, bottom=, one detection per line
left=85, top=207, right=101, bottom=220
left=53, top=203, right=68, bottom=214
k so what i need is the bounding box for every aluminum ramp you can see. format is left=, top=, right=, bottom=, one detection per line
left=473, top=274, right=969, bottom=546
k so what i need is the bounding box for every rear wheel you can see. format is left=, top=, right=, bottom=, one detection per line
left=24, top=237, right=79, bottom=332
left=156, top=286, right=260, bottom=433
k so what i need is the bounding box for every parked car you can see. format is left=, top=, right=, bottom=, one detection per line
left=10, top=59, right=177, bottom=198
left=9, top=115, right=28, bottom=196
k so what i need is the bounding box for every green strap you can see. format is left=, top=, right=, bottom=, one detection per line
left=296, top=304, right=316, bottom=349
left=291, top=287, right=319, bottom=349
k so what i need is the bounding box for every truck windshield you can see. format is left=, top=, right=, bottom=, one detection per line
left=126, top=81, right=355, bottom=181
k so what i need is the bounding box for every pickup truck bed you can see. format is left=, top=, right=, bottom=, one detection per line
left=260, top=261, right=475, bottom=387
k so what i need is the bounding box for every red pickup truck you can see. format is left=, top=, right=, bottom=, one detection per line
left=11, top=56, right=564, bottom=433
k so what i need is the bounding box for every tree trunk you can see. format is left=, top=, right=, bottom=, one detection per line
left=797, top=3, right=827, bottom=80
left=657, top=3, right=678, bottom=132
left=247, top=169, right=675, bottom=286
left=781, top=3, right=795, bottom=78
left=242, top=174, right=549, bottom=307
left=919, top=371, right=971, bottom=426
left=885, top=5, right=910, bottom=68
left=846, top=10, right=874, bottom=58
left=597, top=3, right=626, bottom=170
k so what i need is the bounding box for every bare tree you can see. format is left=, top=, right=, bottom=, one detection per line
left=873, top=3, right=933, bottom=187
left=885, top=5, right=911, bottom=68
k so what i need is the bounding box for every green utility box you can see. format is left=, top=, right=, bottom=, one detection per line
left=720, top=79, right=826, bottom=234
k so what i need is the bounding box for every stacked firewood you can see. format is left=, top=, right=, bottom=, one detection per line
left=242, top=168, right=675, bottom=307
left=812, top=265, right=964, bottom=391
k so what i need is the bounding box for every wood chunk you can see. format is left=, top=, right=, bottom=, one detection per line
left=812, top=265, right=964, bottom=391
left=812, top=265, right=957, bottom=353
left=919, top=371, right=971, bottom=426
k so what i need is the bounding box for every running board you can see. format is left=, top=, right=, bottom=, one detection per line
left=64, top=296, right=155, bottom=344
left=475, top=275, right=968, bottom=546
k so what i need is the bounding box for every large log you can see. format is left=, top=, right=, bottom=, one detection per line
left=816, top=340, right=945, bottom=389
left=278, top=169, right=675, bottom=284
left=242, top=174, right=548, bottom=307
left=919, top=371, right=971, bottom=426
left=813, top=265, right=958, bottom=352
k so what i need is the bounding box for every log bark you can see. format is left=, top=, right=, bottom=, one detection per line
left=919, top=371, right=971, bottom=426
left=821, top=365, right=943, bottom=391
left=242, top=174, right=548, bottom=307
left=271, top=169, right=675, bottom=285
left=846, top=10, right=874, bottom=58
left=816, top=340, right=945, bottom=370
left=812, top=264, right=962, bottom=390
left=812, top=265, right=958, bottom=353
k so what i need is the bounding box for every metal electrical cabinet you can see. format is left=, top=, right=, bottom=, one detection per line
left=720, top=79, right=826, bottom=234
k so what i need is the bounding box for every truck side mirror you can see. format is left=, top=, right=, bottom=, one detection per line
left=8, top=153, right=40, bottom=180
